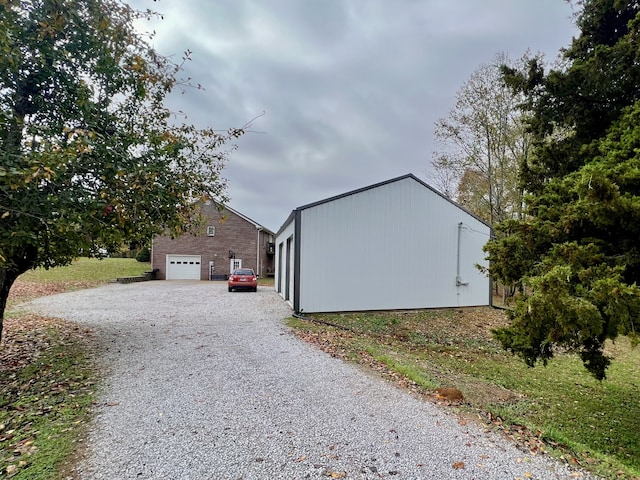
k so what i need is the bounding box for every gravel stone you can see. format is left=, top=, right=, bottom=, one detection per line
left=25, top=281, right=593, bottom=479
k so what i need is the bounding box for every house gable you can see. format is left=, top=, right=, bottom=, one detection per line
left=152, top=202, right=275, bottom=280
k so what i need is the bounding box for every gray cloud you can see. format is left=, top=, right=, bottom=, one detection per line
left=130, top=0, right=576, bottom=231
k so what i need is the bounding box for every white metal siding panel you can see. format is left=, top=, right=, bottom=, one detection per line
left=297, top=177, right=490, bottom=312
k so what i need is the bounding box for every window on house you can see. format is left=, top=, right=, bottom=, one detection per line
left=207, top=226, right=215, bottom=236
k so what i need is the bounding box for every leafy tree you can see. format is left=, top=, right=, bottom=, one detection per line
left=485, top=0, right=640, bottom=379
left=430, top=52, right=530, bottom=225
left=0, top=0, right=242, bottom=341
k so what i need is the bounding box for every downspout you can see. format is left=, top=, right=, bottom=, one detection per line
left=256, top=226, right=263, bottom=276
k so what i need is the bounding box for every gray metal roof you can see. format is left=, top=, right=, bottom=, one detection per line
left=276, top=173, right=491, bottom=236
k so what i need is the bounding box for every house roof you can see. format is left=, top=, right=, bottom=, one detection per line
left=276, top=173, right=491, bottom=236
left=213, top=201, right=275, bottom=236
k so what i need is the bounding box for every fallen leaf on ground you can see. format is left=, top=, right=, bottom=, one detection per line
left=323, top=470, right=346, bottom=478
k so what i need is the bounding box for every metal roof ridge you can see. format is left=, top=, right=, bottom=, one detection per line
left=275, top=173, right=492, bottom=236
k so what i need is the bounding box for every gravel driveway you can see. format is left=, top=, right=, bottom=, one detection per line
left=25, top=281, right=588, bottom=479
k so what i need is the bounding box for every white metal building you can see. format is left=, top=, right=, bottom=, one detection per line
left=274, top=174, right=492, bottom=313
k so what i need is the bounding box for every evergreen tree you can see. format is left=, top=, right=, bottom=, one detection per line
left=485, top=0, right=640, bottom=379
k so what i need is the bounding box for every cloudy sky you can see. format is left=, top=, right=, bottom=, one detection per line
left=130, top=0, right=577, bottom=232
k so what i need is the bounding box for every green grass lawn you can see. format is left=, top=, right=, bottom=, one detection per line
left=1, top=258, right=149, bottom=479
left=288, top=308, right=640, bottom=479
left=0, top=316, right=97, bottom=480
left=258, top=275, right=275, bottom=287
left=18, top=257, right=151, bottom=284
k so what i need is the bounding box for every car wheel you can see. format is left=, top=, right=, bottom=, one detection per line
left=228, top=287, right=232, bottom=292
left=253, top=287, right=257, bottom=292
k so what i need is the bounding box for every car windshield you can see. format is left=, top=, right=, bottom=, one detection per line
left=234, top=269, right=254, bottom=276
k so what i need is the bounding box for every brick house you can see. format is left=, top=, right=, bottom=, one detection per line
left=152, top=201, right=275, bottom=280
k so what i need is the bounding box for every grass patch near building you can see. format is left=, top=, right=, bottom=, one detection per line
left=288, top=308, right=640, bottom=479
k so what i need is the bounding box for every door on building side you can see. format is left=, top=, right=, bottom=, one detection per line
left=230, top=258, right=242, bottom=272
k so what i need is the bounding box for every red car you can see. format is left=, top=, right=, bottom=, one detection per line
left=228, top=268, right=258, bottom=292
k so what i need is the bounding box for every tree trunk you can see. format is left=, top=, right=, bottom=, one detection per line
left=0, top=267, right=21, bottom=344
left=0, top=247, right=38, bottom=343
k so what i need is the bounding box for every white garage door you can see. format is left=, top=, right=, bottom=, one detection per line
left=166, top=255, right=202, bottom=280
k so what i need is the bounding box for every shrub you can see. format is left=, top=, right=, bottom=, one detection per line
left=136, top=247, right=150, bottom=262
